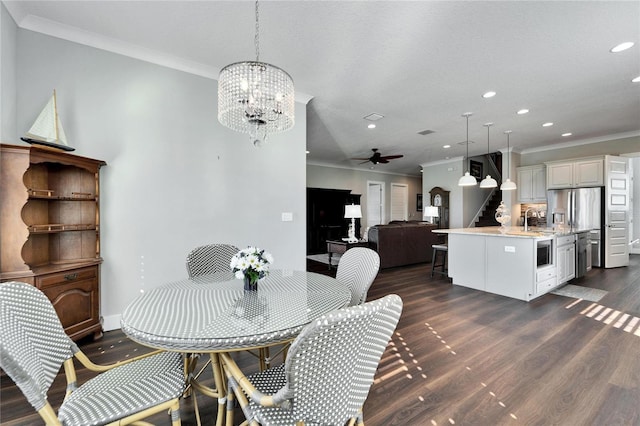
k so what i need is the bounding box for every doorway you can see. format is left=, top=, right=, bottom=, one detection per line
left=367, top=181, right=385, bottom=228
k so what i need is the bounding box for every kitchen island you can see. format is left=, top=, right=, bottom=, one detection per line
left=433, top=227, right=558, bottom=301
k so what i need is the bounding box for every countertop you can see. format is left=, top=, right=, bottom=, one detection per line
left=432, top=226, right=590, bottom=239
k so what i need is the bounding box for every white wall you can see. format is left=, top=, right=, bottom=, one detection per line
left=0, top=2, right=17, bottom=142
left=307, top=164, right=422, bottom=229
left=12, top=29, right=307, bottom=329
left=420, top=158, right=464, bottom=228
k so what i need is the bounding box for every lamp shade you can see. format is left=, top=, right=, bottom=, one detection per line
left=500, top=178, right=517, bottom=191
left=218, top=61, right=295, bottom=142
left=480, top=175, right=498, bottom=188
left=423, top=206, right=439, bottom=218
left=344, top=204, right=362, bottom=219
left=458, top=171, right=477, bottom=186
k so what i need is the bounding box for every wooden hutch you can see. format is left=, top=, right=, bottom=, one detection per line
left=1, top=144, right=106, bottom=341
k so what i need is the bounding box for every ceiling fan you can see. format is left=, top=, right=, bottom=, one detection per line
left=352, top=148, right=404, bottom=165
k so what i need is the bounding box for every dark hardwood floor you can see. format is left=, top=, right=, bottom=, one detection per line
left=2, top=255, right=639, bottom=425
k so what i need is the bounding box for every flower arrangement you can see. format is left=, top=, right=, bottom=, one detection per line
left=230, top=247, right=274, bottom=290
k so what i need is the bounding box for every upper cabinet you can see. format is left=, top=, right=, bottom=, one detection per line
left=517, top=165, right=546, bottom=203
left=574, top=159, right=604, bottom=187
left=546, top=157, right=604, bottom=189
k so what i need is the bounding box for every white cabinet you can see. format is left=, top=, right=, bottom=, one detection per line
left=517, top=165, right=547, bottom=203
left=546, top=157, right=604, bottom=189
left=574, top=159, right=604, bottom=187
left=556, top=234, right=576, bottom=284
left=547, top=162, right=574, bottom=189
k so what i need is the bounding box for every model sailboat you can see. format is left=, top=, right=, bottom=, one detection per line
left=21, top=90, right=75, bottom=152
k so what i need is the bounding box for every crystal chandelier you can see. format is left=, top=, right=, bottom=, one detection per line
left=217, top=0, right=294, bottom=146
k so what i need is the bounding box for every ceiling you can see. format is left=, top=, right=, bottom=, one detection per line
left=5, top=1, right=640, bottom=176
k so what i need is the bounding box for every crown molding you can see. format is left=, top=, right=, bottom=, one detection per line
left=7, top=9, right=314, bottom=104
left=307, top=160, right=421, bottom=178
left=520, top=130, right=640, bottom=154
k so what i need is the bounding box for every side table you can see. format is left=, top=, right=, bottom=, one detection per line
left=326, top=240, right=369, bottom=270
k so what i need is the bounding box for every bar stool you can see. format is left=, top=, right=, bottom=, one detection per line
left=431, top=244, right=448, bottom=278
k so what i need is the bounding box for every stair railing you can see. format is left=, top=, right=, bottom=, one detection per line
left=465, top=152, right=503, bottom=228
left=467, top=187, right=498, bottom=228
left=487, top=153, right=502, bottom=183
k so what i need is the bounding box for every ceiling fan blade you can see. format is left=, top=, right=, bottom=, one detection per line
left=380, top=155, right=404, bottom=160
left=359, top=160, right=371, bottom=164
left=351, top=157, right=371, bottom=161
left=378, top=159, right=389, bottom=164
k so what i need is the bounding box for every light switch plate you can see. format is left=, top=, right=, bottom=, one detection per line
left=281, top=212, right=293, bottom=222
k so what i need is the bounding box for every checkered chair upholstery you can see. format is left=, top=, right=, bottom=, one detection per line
left=336, top=247, right=381, bottom=306
left=0, top=281, right=185, bottom=426
left=185, top=243, right=239, bottom=278
left=222, top=294, right=403, bottom=426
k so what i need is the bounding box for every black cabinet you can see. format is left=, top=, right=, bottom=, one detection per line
left=307, top=188, right=361, bottom=254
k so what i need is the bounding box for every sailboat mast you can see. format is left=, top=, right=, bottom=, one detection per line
left=53, top=89, right=59, bottom=142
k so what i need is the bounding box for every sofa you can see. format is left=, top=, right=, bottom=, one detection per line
left=367, top=221, right=439, bottom=269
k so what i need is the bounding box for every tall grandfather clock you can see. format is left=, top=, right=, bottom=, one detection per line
left=429, top=186, right=450, bottom=229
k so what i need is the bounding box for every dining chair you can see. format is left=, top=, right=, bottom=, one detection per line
left=221, top=293, right=403, bottom=426
left=0, top=281, right=185, bottom=426
left=336, top=246, right=381, bottom=306
left=185, top=243, right=239, bottom=278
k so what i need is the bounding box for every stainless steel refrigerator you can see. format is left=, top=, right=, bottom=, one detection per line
left=546, top=187, right=604, bottom=270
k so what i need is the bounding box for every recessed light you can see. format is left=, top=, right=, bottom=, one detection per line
left=610, top=42, right=634, bottom=53
left=633, top=76, right=640, bottom=83
left=368, top=123, right=376, bottom=129
left=482, top=91, right=496, bottom=98
left=517, top=109, right=529, bottom=115
left=542, top=122, right=554, bottom=127
left=306, top=150, right=310, bottom=154
left=561, top=133, right=572, bottom=137
left=443, top=144, right=451, bottom=149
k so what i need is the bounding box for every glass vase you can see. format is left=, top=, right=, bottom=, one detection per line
left=244, top=276, right=258, bottom=291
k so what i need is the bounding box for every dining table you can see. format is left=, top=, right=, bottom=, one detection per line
left=120, top=269, right=351, bottom=426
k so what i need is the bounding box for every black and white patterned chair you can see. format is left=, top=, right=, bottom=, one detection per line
left=0, top=281, right=185, bottom=426
left=336, top=247, right=381, bottom=306
left=185, top=243, right=239, bottom=278
left=221, top=294, right=403, bottom=426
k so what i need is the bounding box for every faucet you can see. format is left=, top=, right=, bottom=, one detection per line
left=524, top=208, right=536, bottom=232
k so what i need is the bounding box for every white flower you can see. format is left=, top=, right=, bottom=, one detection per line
left=230, top=246, right=274, bottom=280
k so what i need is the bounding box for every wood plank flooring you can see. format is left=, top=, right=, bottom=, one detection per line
left=2, top=255, right=639, bottom=425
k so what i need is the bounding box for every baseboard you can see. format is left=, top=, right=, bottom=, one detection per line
left=102, top=314, right=122, bottom=332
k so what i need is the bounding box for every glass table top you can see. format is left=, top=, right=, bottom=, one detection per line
left=121, top=270, right=350, bottom=352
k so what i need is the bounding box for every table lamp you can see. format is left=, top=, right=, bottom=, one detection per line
left=344, top=204, right=362, bottom=243
left=423, top=205, right=439, bottom=225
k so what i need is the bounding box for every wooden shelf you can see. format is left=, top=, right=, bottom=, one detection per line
left=1, top=143, right=105, bottom=341
left=28, top=223, right=96, bottom=233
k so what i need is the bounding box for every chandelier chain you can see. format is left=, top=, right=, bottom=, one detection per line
left=254, top=0, right=260, bottom=61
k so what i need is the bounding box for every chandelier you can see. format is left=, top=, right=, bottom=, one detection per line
left=217, top=0, right=295, bottom=146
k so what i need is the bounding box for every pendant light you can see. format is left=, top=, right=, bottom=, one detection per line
left=217, top=0, right=295, bottom=147
left=479, top=122, right=497, bottom=188
left=500, top=130, right=517, bottom=191
left=458, top=112, right=477, bottom=186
